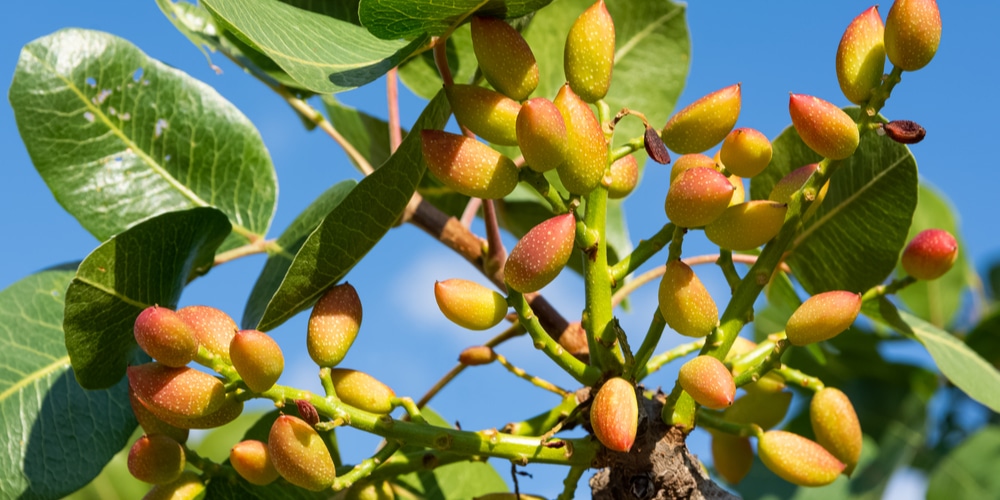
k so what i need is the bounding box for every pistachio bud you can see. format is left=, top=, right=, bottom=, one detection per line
left=553, top=84, right=607, bottom=195
left=719, top=127, right=772, bottom=178
left=128, top=434, right=185, bottom=484
left=230, top=329, right=284, bottom=393
left=606, top=154, right=639, bottom=199
left=176, top=305, right=237, bottom=364
left=711, top=434, right=753, bottom=485
left=516, top=97, right=568, bottom=173
left=128, top=363, right=225, bottom=420
left=664, top=167, right=735, bottom=228
left=231, top=439, right=280, bottom=486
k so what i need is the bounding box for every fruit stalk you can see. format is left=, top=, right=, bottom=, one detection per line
left=609, top=223, right=675, bottom=286
left=634, top=338, right=706, bottom=380
left=624, top=310, right=667, bottom=380
left=494, top=352, right=571, bottom=396
left=508, top=291, right=602, bottom=386
left=582, top=180, right=624, bottom=371
left=330, top=439, right=402, bottom=491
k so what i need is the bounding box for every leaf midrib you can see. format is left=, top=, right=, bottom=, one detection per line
left=0, top=355, right=69, bottom=404
left=25, top=42, right=256, bottom=241
left=614, top=5, right=683, bottom=63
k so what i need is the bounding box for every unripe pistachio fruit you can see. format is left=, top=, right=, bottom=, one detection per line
left=664, top=167, right=735, bottom=228
left=127, top=434, right=185, bottom=484
left=329, top=368, right=396, bottom=414
left=768, top=163, right=818, bottom=204
left=669, top=153, right=717, bottom=183
left=589, top=377, right=638, bottom=452
left=516, top=97, right=568, bottom=173
left=678, top=355, right=735, bottom=409
left=129, top=386, right=189, bottom=443
left=785, top=291, right=862, bottom=346
left=421, top=130, right=519, bottom=199
left=345, top=479, right=396, bottom=500
left=705, top=201, right=788, bottom=251
left=885, top=0, right=941, bottom=71
left=837, top=6, right=886, bottom=105
left=308, top=283, right=363, bottom=368
left=504, top=213, right=576, bottom=293
left=711, top=434, right=753, bottom=485
left=230, top=329, right=284, bottom=393
left=268, top=415, right=336, bottom=491
left=757, top=430, right=845, bottom=487
left=128, top=362, right=226, bottom=420
left=230, top=439, right=280, bottom=486
left=176, top=305, right=237, bottom=363
left=434, top=279, right=508, bottom=330
left=133, top=306, right=198, bottom=367
left=564, top=0, right=615, bottom=103
left=810, top=387, right=863, bottom=475
left=711, top=150, right=746, bottom=206
left=458, top=345, right=497, bottom=366
left=553, top=84, right=607, bottom=195
left=788, top=93, right=859, bottom=160
left=470, top=16, right=539, bottom=102
left=606, top=154, right=639, bottom=199
left=719, top=128, right=772, bottom=178
left=154, top=394, right=244, bottom=430
left=901, top=228, right=958, bottom=280
left=142, top=471, right=205, bottom=500
left=724, top=390, right=793, bottom=431
left=661, top=84, right=741, bottom=154
left=445, top=84, right=521, bottom=146
left=657, top=260, right=719, bottom=338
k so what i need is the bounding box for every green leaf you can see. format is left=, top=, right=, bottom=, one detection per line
left=202, top=0, right=428, bottom=94
left=927, top=426, right=1000, bottom=499
left=9, top=29, right=276, bottom=253
left=865, top=304, right=1000, bottom=414
left=896, top=183, right=971, bottom=327
left=965, top=311, right=1000, bottom=368
left=321, top=96, right=396, bottom=170
left=64, top=208, right=232, bottom=389
left=359, top=0, right=553, bottom=40
left=398, top=23, right=477, bottom=99
left=525, top=0, right=690, bottom=153
left=0, top=268, right=138, bottom=500
left=242, top=180, right=356, bottom=329
left=755, top=113, right=918, bottom=294
left=253, top=93, right=451, bottom=331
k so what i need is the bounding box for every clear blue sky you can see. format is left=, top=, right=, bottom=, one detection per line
left=1, top=1, right=996, bottom=498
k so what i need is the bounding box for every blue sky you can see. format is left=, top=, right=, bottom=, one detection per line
left=1, top=1, right=996, bottom=498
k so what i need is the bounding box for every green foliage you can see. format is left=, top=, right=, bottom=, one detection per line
left=927, top=426, right=1000, bottom=499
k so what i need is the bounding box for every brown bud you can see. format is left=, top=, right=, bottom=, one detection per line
left=230, top=329, right=284, bottom=393
left=901, top=228, right=958, bottom=280
left=329, top=369, right=396, bottom=414
left=297, top=399, right=321, bottom=427
left=268, top=415, right=336, bottom=491
left=128, top=434, right=185, bottom=484
left=459, top=346, right=497, bottom=366
left=590, top=377, right=638, bottom=452
left=231, top=439, right=280, bottom=486
left=644, top=126, right=671, bottom=164
left=504, top=213, right=576, bottom=293
left=308, top=283, right=363, bottom=368
left=134, top=306, right=198, bottom=368
left=678, top=355, right=735, bottom=409
left=883, top=120, right=926, bottom=144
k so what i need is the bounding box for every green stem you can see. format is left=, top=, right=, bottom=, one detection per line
left=260, top=384, right=598, bottom=466
left=609, top=223, right=675, bottom=287
left=558, top=465, right=589, bottom=500
left=360, top=450, right=489, bottom=484
left=582, top=184, right=623, bottom=373
left=716, top=250, right=742, bottom=291
left=495, top=352, right=571, bottom=396
left=636, top=339, right=705, bottom=380
left=183, top=446, right=236, bottom=481
left=393, top=397, right=428, bottom=425
left=509, top=291, right=602, bottom=386
left=667, top=225, right=686, bottom=261
left=520, top=168, right=569, bottom=214
left=332, top=440, right=403, bottom=490
left=731, top=339, right=790, bottom=388
left=775, top=366, right=825, bottom=392
left=626, top=310, right=667, bottom=381
left=319, top=367, right=337, bottom=397
left=695, top=410, right=762, bottom=438
left=502, top=393, right=580, bottom=436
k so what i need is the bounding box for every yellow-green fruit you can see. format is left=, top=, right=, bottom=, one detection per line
left=128, top=363, right=226, bottom=420
left=133, top=306, right=198, bottom=368
left=744, top=372, right=786, bottom=394
left=661, top=84, right=741, bottom=154
left=788, top=93, right=859, bottom=160
left=128, top=434, right=185, bottom=485
left=664, top=167, right=735, bottom=228
left=719, top=128, right=772, bottom=178
left=724, top=390, right=793, bottom=430
left=885, top=0, right=941, bottom=71
left=504, top=213, right=576, bottom=293
left=329, top=369, right=396, bottom=414
left=758, top=430, right=845, bottom=486
left=474, top=494, right=546, bottom=500
left=811, top=387, right=863, bottom=475
left=434, top=279, right=508, bottom=330
left=146, top=393, right=243, bottom=430
left=230, top=329, right=283, bottom=393
left=606, top=154, right=638, bottom=199
left=837, top=6, right=886, bottom=104
left=142, top=471, right=205, bottom=500
left=231, top=439, right=280, bottom=486
left=129, top=386, right=189, bottom=443
left=445, top=84, right=521, bottom=146
left=901, top=228, right=958, bottom=280
left=589, top=377, right=638, bottom=452
left=268, top=415, right=336, bottom=491
left=176, top=305, right=237, bottom=364
left=768, top=163, right=818, bottom=203
left=458, top=345, right=497, bottom=366
left=345, top=480, right=396, bottom=500
left=669, top=153, right=716, bottom=183
left=705, top=201, right=788, bottom=250
left=657, top=260, right=719, bottom=338
left=785, top=291, right=862, bottom=346
left=516, top=97, right=568, bottom=172
left=711, top=434, right=753, bottom=485
left=678, top=355, right=735, bottom=409
left=471, top=16, right=539, bottom=101
left=564, top=0, right=615, bottom=103
left=308, top=283, right=362, bottom=368
left=553, top=84, right=607, bottom=195
left=421, top=130, right=519, bottom=199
